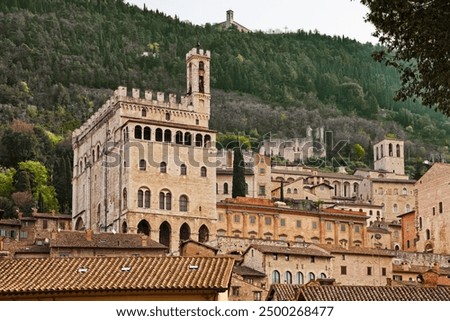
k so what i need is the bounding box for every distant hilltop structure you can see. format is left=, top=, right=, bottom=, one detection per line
left=216, top=10, right=250, bottom=33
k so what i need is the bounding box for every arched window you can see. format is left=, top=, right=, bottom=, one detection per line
left=179, top=195, right=188, bottom=212
left=175, top=131, right=183, bottom=144
left=123, top=127, right=129, bottom=142
left=320, top=273, right=327, bottom=279
left=426, top=229, right=431, bottom=240
left=285, top=271, right=292, bottom=284
left=200, top=166, right=207, bottom=177
left=293, top=188, right=298, bottom=194
left=406, top=204, right=411, bottom=212
left=223, top=182, right=229, bottom=194
left=198, top=225, right=209, bottom=243
left=135, top=125, right=142, bottom=139
left=138, top=188, right=150, bottom=208
left=216, top=183, right=219, bottom=194
left=180, top=223, right=191, bottom=241
left=245, top=183, right=249, bottom=195
left=376, top=147, right=379, bottom=160
left=164, top=129, right=172, bottom=142
left=121, top=221, right=128, bottom=233
left=287, top=188, right=291, bottom=194
left=143, top=127, right=151, bottom=140
left=139, top=159, right=146, bottom=171
left=141, top=108, right=147, bottom=117
left=308, top=272, right=315, bottom=282
left=122, top=188, right=127, bottom=209
left=195, top=134, right=203, bottom=147
left=138, top=190, right=144, bottom=207
left=204, top=135, right=211, bottom=147
left=297, top=272, right=304, bottom=284
left=389, top=143, right=393, bottom=156
left=272, top=270, right=281, bottom=284
left=393, top=203, right=398, bottom=213
left=155, top=128, right=163, bottom=141
left=144, top=190, right=150, bottom=208
left=199, top=61, right=204, bottom=70
left=160, top=161, right=167, bottom=173
left=137, top=220, right=150, bottom=236
left=419, top=217, right=423, bottom=229
left=184, top=132, right=192, bottom=145
left=159, top=221, right=171, bottom=249
left=159, top=190, right=172, bottom=210
left=165, top=113, right=170, bottom=121
left=91, top=149, right=95, bottom=163
left=96, top=145, right=101, bottom=159
left=75, top=217, right=84, bottom=231
left=180, top=164, right=187, bottom=175
left=402, top=187, right=408, bottom=195
left=396, top=144, right=401, bottom=157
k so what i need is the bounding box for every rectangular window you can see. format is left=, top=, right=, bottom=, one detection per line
left=341, top=266, right=347, bottom=275
left=231, top=286, right=240, bottom=296
left=439, top=202, right=443, bottom=214
left=280, top=218, right=286, bottom=227
left=273, top=254, right=278, bottom=260
left=367, top=267, right=372, bottom=276
left=218, top=213, right=224, bottom=222
left=433, top=207, right=436, bottom=215
left=258, top=185, right=266, bottom=196
left=381, top=267, right=387, bottom=276
left=340, top=224, right=346, bottom=232
left=234, top=215, right=240, bottom=223
left=249, top=215, right=256, bottom=224
left=354, top=225, right=360, bottom=233
left=296, top=220, right=302, bottom=228
left=259, top=168, right=265, bottom=174
left=0, top=229, right=6, bottom=237
left=59, top=222, right=65, bottom=230
left=310, top=256, right=315, bottom=263
left=312, top=221, right=318, bottom=229
left=265, top=217, right=272, bottom=225
left=20, top=231, right=28, bottom=239
left=254, top=291, right=262, bottom=301
left=10, top=230, right=16, bottom=238
left=42, top=219, right=48, bottom=229
left=326, top=222, right=332, bottom=231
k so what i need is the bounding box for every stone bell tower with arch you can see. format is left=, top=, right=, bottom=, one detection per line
left=373, top=138, right=405, bottom=175
left=186, top=44, right=211, bottom=117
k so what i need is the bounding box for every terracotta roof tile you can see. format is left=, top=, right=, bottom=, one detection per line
left=233, top=265, right=266, bottom=277
left=318, top=245, right=396, bottom=257
left=0, top=256, right=235, bottom=296
left=267, top=284, right=303, bottom=301
left=298, top=286, right=450, bottom=301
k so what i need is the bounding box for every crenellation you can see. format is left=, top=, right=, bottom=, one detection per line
left=145, top=90, right=153, bottom=100
left=169, top=93, right=177, bottom=104
left=157, top=92, right=165, bottom=102
left=132, top=88, right=140, bottom=99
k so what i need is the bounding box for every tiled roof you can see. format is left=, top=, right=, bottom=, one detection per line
left=14, top=245, right=50, bottom=254
left=51, top=231, right=167, bottom=249
left=267, top=284, right=303, bottom=301
left=298, top=286, right=450, bottom=301
left=233, top=265, right=266, bottom=277
left=247, top=244, right=333, bottom=258
left=0, top=256, right=235, bottom=296
left=32, top=212, right=72, bottom=219
left=0, top=219, right=21, bottom=227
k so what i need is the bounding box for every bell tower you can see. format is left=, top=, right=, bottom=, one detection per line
left=373, top=139, right=405, bottom=175
left=186, top=44, right=211, bottom=117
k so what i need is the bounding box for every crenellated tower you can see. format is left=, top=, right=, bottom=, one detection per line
left=71, top=47, right=217, bottom=254
left=186, top=46, right=211, bottom=117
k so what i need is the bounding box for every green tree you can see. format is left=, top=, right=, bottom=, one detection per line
left=17, top=161, right=59, bottom=212
left=360, top=0, right=450, bottom=115
left=232, top=146, right=246, bottom=198
left=353, top=143, right=366, bottom=161
left=0, top=168, right=16, bottom=197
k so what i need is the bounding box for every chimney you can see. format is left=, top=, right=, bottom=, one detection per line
left=141, top=235, right=148, bottom=247
left=85, top=229, right=93, bottom=241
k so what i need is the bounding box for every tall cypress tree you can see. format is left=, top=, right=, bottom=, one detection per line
left=232, top=146, right=246, bottom=198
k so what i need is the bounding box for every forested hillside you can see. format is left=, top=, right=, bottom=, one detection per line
left=0, top=0, right=448, bottom=216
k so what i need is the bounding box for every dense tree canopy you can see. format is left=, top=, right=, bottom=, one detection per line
left=360, top=0, right=450, bottom=116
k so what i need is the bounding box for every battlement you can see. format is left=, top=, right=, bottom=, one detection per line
left=186, top=47, right=211, bottom=59
left=72, top=86, right=207, bottom=142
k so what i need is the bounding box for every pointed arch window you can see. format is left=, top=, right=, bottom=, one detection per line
left=160, top=162, right=167, bottom=173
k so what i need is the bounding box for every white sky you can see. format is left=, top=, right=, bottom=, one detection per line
left=125, top=0, right=377, bottom=44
